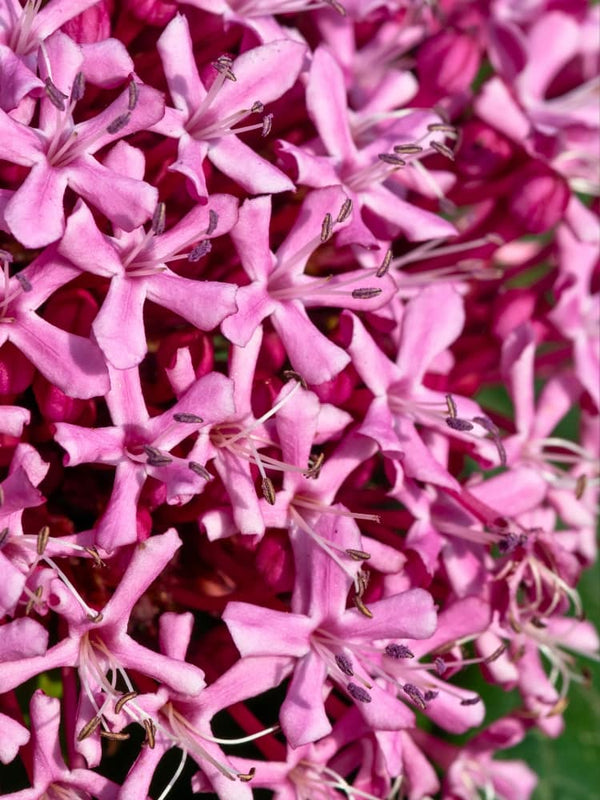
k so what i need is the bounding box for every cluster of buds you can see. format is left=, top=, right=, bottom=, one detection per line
left=0, top=1, right=598, bottom=799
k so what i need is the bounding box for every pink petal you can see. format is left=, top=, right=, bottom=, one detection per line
left=364, top=184, right=458, bottom=241
left=59, top=199, right=124, bottom=278
left=209, top=40, right=307, bottom=116
left=80, top=39, right=134, bottom=87
left=93, top=276, right=148, bottom=369
left=68, top=155, right=158, bottom=232
left=157, top=13, right=205, bottom=118
left=223, top=602, right=314, bottom=657
left=229, top=195, right=275, bottom=282
left=332, top=587, right=437, bottom=641
left=306, top=47, right=357, bottom=161
left=273, top=301, right=350, bottom=385
left=158, top=611, right=194, bottom=661
left=501, top=323, right=535, bottom=435
left=145, top=271, right=237, bottom=331
left=517, top=12, right=580, bottom=102
left=280, top=651, right=331, bottom=747
left=275, top=185, right=349, bottom=276
left=4, top=162, right=68, bottom=247
left=95, top=460, right=145, bottom=551
left=0, top=713, right=29, bottom=765
left=396, top=284, right=465, bottom=388
left=221, top=283, right=275, bottom=346
left=9, top=315, right=109, bottom=399
left=102, top=529, right=183, bottom=625
left=170, top=132, right=209, bottom=199
left=209, top=135, right=295, bottom=195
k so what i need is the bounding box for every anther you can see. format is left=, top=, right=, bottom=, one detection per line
left=128, top=79, right=139, bottom=110
left=445, top=417, right=474, bottom=432
left=378, top=153, right=406, bottom=167
left=575, top=474, right=587, bottom=499
left=385, top=643, right=414, bottom=659
left=403, top=683, right=427, bottom=710
left=87, top=612, right=104, bottom=623
left=283, top=370, right=307, bottom=389
left=347, top=682, right=372, bottom=703
left=354, top=595, right=373, bottom=618
left=473, top=416, right=499, bottom=436
left=445, top=394, right=457, bottom=419
left=428, top=123, right=456, bottom=133
left=460, top=696, right=481, bottom=706
left=345, top=548, right=371, bottom=561
left=188, top=461, right=212, bottom=480
left=206, top=209, right=219, bottom=235
left=25, top=586, right=43, bottom=615
left=251, top=101, right=264, bottom=114
left=143, top=718, right=156, bottom=748
left=0, top=527, right=9, bottom=548
left=152, top=203, right=166, bottom=235
left=337, top=198, right=353, bottom=223
left=100, top=730, right=130, bottom=740
left=530, top=616, right=547, bottom=629
left=483, top=644, right=507, bottom=664
left=430, top=141, right=455, bottom=160
left=144, top=445, right=173, bottom=466
left=376, top=250, right=392, bottom=278
left=306, top=452, right=324, bottom=478
left=84, top=547, right=106, bottom=567
left=335, top=654, right=354, bottom=676
left=188, top=240, right=212, bottom=262
left=115, top=691, right=139, bottom=714
left=174, top=412, right=204, bottom=424
left=77, top=715, right=102, bottom=741
left=394, top=143, right=424, bottom=154
left=44, top=78, right=68, bottom=110
left=36, top=525, right=50, bottom=556
left=238, top=767, right=256, bottom=782
left=498, top=533, right=520, bottom=554
left=356, top=569, right=369, bottom=597
left=351, top=287, right=382, bottom=300
left=70, top=72, right=85, bottom=103
left=325, top=0, right=347, bottom=15
left=434, top=657, right=447, bottom=676
left=261, top=477, right=276, bottom=505
left=320, top=213, right=333, bottom=243
left=261, top=113, right=273, bottom=137
left=15, top=273, right=32, bottom=292
left=107, top=112, right=131, bottom=134
left=213, top=56, right=236, bottom=81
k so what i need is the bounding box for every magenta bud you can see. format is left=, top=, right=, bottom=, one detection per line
left=455, top=121, right=514, bottom=179
left=417, top=30, right=481, bottom=97
left=509, top=162, right=569, bottom=234
left=62, top=0, right=113, bottom=41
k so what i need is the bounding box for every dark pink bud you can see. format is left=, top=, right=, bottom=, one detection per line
left=455, top=121, right=514, bottom=179
left=0, top=342, right=36, bottom=395
left=42, top=288, right=98, bottom=336
left=124, top=0, right=177, bottom=25
left=417, top=30, right=481, bottom=96
left=509, top=163, right=569, bottom=234
left=33, top=375, right=95, bottom=425
left=62, top=1, right=113, bottom=42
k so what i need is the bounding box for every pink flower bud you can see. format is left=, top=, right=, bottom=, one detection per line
left=509, top=162, right=570, bottom=233
left=62, top=1, right=114, bottom=43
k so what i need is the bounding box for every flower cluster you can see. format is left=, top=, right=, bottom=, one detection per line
left=1, top=1, right=598, bottom=799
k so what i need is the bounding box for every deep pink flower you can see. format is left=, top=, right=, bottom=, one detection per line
left=152, top=13, right=305, bottom=199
